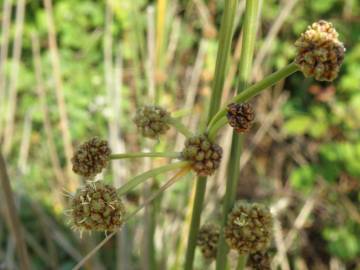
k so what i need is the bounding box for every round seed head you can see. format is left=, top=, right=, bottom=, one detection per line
left=227, top=103, right=255, bottom=133
left=295, top=20, right=345, bottom=81
left=225, top=201, right=273, bottom=254
left=71, top=137, right=111, bottom=178
left=133, top=105, right=170, bottom=139
left=69, top=182, right=125, bottom=232
left=247, top=251, right=271, bottom=270
left=181, top=134, right=222, bottom=176
left=197, top=223, right=220, bottom=260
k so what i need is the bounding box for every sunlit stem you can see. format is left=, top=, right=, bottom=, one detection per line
left=116, top=161, right=189, bottom=196
left=110, top=152, right=180, bottom=160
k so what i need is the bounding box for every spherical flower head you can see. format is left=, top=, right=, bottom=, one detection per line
left=225, top=201, right=273, bottom=254
left=69, top=182, right=125, bottom=233
left=295, top=20, right=345, bottom=81
left=197, top=223, right=220, bottom=260
left=71, top=137, right=111, bottom=178
left=181, top=134, right=222, bottom=176
left=227, top=103, right=255, bottom=133
left=247, top=251, right=271, bottom=270
left=133, top=105, right=170, bottom=139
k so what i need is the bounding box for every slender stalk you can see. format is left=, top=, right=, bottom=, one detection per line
left=168, top=117, right=193, bottom=138
left=116, top=161, right=188, bottom=196
left=184, top=1, right=238, bottom=269
left=110, top=152, right=180, bottom=160
left=208, top=62, right=299, bottom=138
left=73, top=167, right=190, bottom=270
left=216, top=1, right=261, bottom=268
left=0, top=153, right=30, bottom=270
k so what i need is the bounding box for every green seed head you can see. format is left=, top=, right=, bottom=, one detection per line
left=133, top=105, right=170, bottom=139
left=295, top=20, right=345, bottom=81
left=71, top=137, right=111, bottom=178
left=181, top=134, right=222, bottom=176
left=197, top=223, right=220, bottom=260
left=225, top=201, right=273, bottom=254
left=69, top=181, right=125, bottom=233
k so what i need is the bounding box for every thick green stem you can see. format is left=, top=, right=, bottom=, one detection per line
left=110, top=152, right=180, bottom=160
left=168, top=117, right=193, bottom=138
left=116, top=161, right=188, bottom=196
left=208, top=62, right=299, bottom=138
left=208, top=117, right=228, bottom=142
left=216, top=1, right=261, bottom=268
left=184, top=0, right=238, bottom=269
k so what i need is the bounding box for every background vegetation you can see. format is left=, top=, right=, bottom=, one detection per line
left=0, top=0, right=359, bottom=269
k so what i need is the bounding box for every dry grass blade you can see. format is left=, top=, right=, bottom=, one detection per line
left=252, top=0, right=299, bottom=78
left=31, top=32, right=66, bottom=188
left=0, top=0, right=12, bottom=136
left=0, top=153, right=30, bottom=270
left=43, top=0, right=75, bottom=184
left=146, top=5, right=156, bottom=102
left=3, top=0, right=26, bottom=155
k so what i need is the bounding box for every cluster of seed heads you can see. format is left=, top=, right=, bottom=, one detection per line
left=227, top=103, right=255, bottom=133
left=247, top=251, right=271, bottom=270
left=69, top=181, right=125, bottom=233
left=197, top=223, right=220, bottom=260
left=133, top=105, right=170, bottom=139
left=295, top=20, right=345, bottom=81
left=225, top=201, right=273, bottom=254
left=181, top=134, right=223, bottom=176
left=71, top=137, right=111, bottom=178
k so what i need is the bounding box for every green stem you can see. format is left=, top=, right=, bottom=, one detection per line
left=110, top=152, right=180, bottom=160
left=208, top=62, right=299, bottom=138
left=236, top=255, right=248, bottom=270
left=184, top=1, right=238, bottom=269
left=168, top=117, right=193, bottom=138
left=208, top=117, right=228, bottom=141
left=216, top=1, right=261, bottom=268
left=116, top=161, right=188, bottom=196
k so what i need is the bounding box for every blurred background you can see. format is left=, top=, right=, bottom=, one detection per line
left=0, top=0, right=359, bottom=269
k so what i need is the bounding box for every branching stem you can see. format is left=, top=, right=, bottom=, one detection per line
left=110, top=152, right=180, bottom=160
left=116, top=161, right=188, bottom=196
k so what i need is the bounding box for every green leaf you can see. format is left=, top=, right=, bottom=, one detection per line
left=283, top=115, right=312, bottom=135
left=290, top=165, right=316, bottom=194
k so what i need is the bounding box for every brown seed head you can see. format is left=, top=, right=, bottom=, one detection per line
left=181, top=134, right=222, bottom=176
left=295, top=20, right=345, bottom=81
left=69, top=181, right=125, bottom=232
left=197, top=223, right=220, bottom=260
left=71, top=137, right=111, bottom=178
left=225, top=201, right=273, bottom=254
left=247, top=251, right=271, bottom=270
left=133, top=105, right=170, bottom=139
left=227, top=103, right=255, bottom=133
